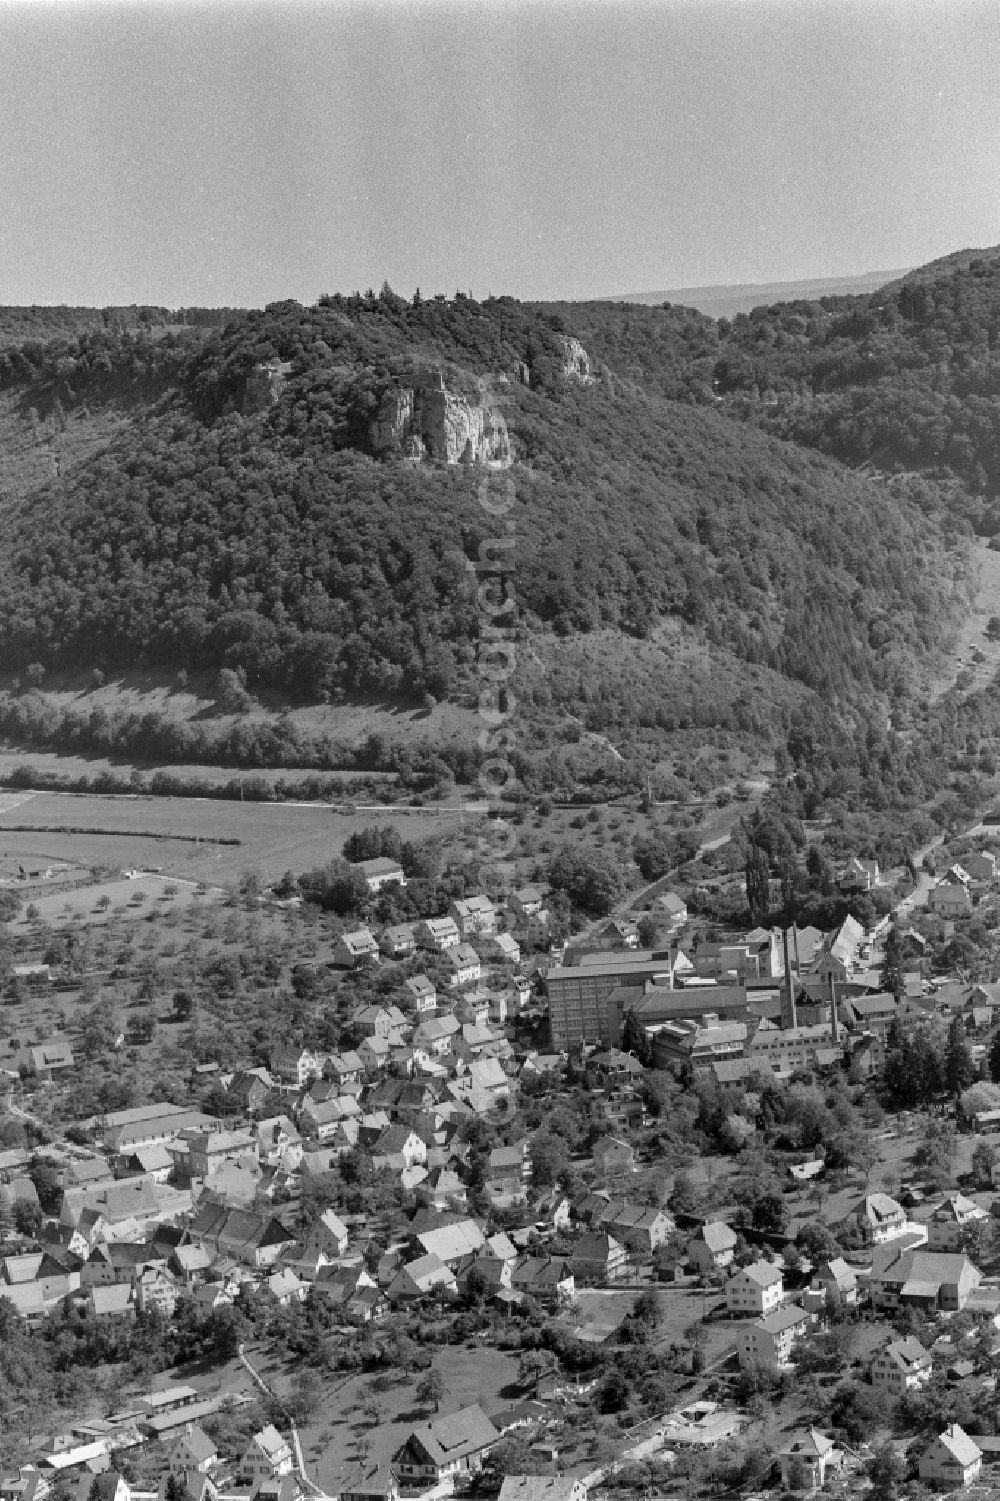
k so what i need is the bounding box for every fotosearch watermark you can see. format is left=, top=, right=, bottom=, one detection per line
left=468, top=374, right=518, bottom=889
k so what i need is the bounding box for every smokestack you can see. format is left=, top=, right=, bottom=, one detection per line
left=792, top=923, right=802, bottom=977
left=781, top=928, right=797, bottom=1030
left=829, top=971, right=840, bottom=1044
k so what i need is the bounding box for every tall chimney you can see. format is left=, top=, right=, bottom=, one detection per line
left=792, top=923, right=802, bottom=976
left=829, top=972, right=840, bottom=1044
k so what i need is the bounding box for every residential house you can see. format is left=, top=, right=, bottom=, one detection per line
left=481, top=932, right=521, bottom=966
left=334, top=928, right=380, bottom=969
left=169, top=1245, right=214, bottom=1288
left=381, top=925, right=417, bottom=959
left=597, top=1201, right=674, bottom=1256
left=509, top=1256, right=575, bottom=1308
left=90, top=1284, right=136, bottom=1322
left=726, top=1260, right=783, bottom=1317
left=28, top=1041, right=75, bottom=1080
left=508, top=885, right=547, bottom=920
left=927, top=1194, right=987, bottom=1252
left=918, top=1426, right=982, bottom=1489
left=416, top=1168, right=469, bottom=1214
left=687, top=1221, right=737, bottom=1273
left=871, top=1336, right=933, bottom=1394
left=656, top=892, right=688, bottom=929
left=416, top=1220, right=486, bottom=1265
left=387, top=1253, right=458, bottom=1304
left=135, top=1265, right=178, bottom=1317
left=227, top=1070, right=271, bottom=1115
left=187, top=1204, right=296, bottom=1268
left=303, top=1209, right=349, bottom=1261
left=451, top=896, right=497, bottom=937
left=326, top=1050, right=364, bottom=1087
left=413, top=1016, right=459, bottom=1057
left=838, top=857, right=878, bottom=894
left=166, top=1427, right=218, bottom=1475
left=869, top=1247, right=982, bottom=1313
left=929, top=880, right=971, bottom=916
left=392, top=1406, right=499, bottom=1484
left=269, top=1046, right=323, bottom=1088
left=737, top=1303, right=809, bottom=1371
left=593, top=918, right=639, bottom=951
left=405, top=975, right=437, bottom=1013
left=358, top=857, right=406, bottom=892
left=778, top=1430, right=839, bottom=1493
left=846, top=1193, right=907, bottom=1245
left=356, top=1005, right=396, bottom=1040
left=340, top=1469, right=399, bottom=1501
left=448, top=944, right=482, bottom=988
left=586, top=1049, right=645, bottom=1088
left=242, top=1427, right=294, bottom=1488
left=808, top=1258, right=857, bottom=1309
left=372, top=1126, right=428, bottom=1171
left=522, top=911, right=552, bottom=948
left=418, top=917, right=461, bottom=952
left=257, top=1116, right=302, bottom=1170
left=185, top=1130, right=259, bottom=1180
left=592, top=1136, right=635, bottom=1176
left=570, top=1232, right=628, bottom=1285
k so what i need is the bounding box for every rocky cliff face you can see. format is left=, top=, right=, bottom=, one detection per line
left=369, top=371, right=512, bottom=465
left=558, top=336, right=592, bottom=383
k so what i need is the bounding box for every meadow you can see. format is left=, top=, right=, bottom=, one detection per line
left=0, top=791, right=466, bottom=883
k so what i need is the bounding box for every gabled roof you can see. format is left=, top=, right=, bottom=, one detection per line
left=694, top=1220, right=737, bottom=1252
left=403, top=1404, right=498, bottom=1468
left=935, top=1424, right=982, bottom=1467
left=358, top=857, right=404, bottom=877
left=737, top=1259, right=783, bottom=1289
left=417, top=1220, right=485, bottom=1262
left=883, top=1335, right=931, bottom=1369
left=756, top=1302, right=808, bottom=1334
left=251, top=1425, right=291, bottom=1461
left=856, top=1192, right=904, bottom=1223
left=781, top=1428, right=835, bottom=1460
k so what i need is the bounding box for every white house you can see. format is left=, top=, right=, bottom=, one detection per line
left=927, top=1194, right=986, bottom=1252
left=737, top=1303, right=808, bottom=1371
left=725, top=1260, right=783, bottom=1317
left=242, top=1426, right=294, bottom=1487
left=871, top=1336, right=932, bottom=1395
left=358, top=857, right=406, bottom=892
left=918, top=1426, right=982, bottom=1489
left=778, top=1429, right=838, bottom=1493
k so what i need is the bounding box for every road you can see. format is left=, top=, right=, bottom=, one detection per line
left=894, top=833, right=946, bottom=919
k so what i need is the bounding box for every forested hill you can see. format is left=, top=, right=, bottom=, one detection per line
left=0, top=288, right=970, bottom=731
left=707, top=246, right=1000, bottom=532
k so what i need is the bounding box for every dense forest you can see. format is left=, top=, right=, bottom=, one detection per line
left=707, top=250, right=1000, bottom=532
left=0, top=288, right=968, bottom=729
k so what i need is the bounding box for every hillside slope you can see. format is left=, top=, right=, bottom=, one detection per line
left=0, top=296, right=965, bottom=737
left=706, top=247, right=1000, bottom=534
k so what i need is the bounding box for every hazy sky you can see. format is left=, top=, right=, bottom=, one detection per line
left=1, top=0, right=999, bottom=306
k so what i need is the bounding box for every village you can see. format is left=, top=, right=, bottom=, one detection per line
left=4, top=835, right=1000, bottom=1501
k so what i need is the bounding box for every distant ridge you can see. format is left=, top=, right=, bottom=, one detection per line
left=620, top=268, right=911, bottom=319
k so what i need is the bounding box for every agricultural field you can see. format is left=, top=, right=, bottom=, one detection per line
left=0, top=790, right=467, bottom=883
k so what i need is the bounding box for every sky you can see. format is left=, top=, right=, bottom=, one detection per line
left=1, top=0, right=999, bottom=306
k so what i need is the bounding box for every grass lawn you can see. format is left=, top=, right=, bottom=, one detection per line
left=257, top=1343, right=521, bottom=1495
left=0, top=791, right=465, bottom=882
